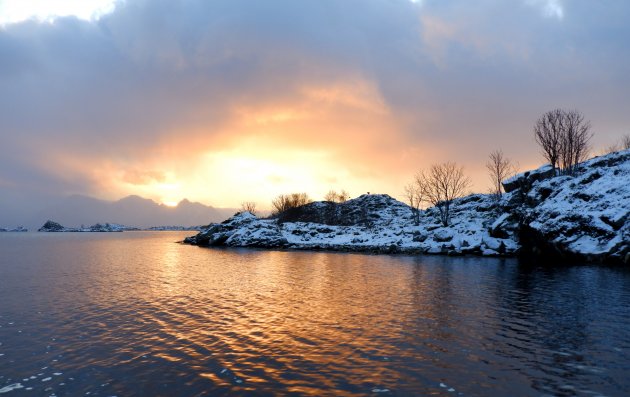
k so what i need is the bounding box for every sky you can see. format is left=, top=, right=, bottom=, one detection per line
left=1, top=0, right=629, bottom=220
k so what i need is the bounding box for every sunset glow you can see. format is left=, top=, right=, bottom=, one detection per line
left=1, top=2, right=628, bottom=396
left=1, top=0, right=629, bottom=225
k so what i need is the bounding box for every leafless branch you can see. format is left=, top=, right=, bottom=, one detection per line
left=534, top=109, right=592, bottom=175
left=486, top=149, right=515, bottom=200
left=271, top=193, right=312, bottom=216
left=240, top=201, right=257, bottom=216
left=404, top=174, right=426, bottom=225
left=418, top=162, right=471, bottom=226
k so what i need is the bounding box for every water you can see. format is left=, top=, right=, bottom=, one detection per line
left=1, top=232, right=629, bottom=396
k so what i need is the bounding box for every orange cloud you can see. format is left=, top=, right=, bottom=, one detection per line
left=121, top=169, right=167, bottom=185
left=4, top=0, right=627, bottom=218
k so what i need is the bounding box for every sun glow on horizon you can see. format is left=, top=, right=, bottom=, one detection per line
left=104, top=146, right=399, bottom=211
left=192, top=150, right=350, bottom=208
left=33, top=72, right=513, bottom=210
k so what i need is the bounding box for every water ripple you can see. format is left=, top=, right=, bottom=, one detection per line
left=1, top=232, right=630, bottom=395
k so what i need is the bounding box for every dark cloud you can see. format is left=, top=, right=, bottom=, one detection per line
left=1, top=0, right=629, bottom=219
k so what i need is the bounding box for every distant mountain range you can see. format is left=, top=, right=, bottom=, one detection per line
left=30, top=195, right=236, bottom=229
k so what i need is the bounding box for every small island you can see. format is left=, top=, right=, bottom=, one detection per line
left=185, top=149, right=629, bottom=265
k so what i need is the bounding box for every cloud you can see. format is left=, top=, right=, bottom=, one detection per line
left=526, top=0, right=564, bottom=19
left=0, top=0, right=118, bottom=25
left=122, top=169, right=167, bottom=185
left=0, top=0, right=629, bottom=213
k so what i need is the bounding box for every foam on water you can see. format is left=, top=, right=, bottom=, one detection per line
left=0, top=383, right=23, bottom=394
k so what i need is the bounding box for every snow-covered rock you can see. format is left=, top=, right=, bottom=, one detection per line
left=502, top=164, right=555, bottom=193
left=184, top=212, right=288, bottom=248
left=186, top=194, right=517, bottom=256
left=517, top=149, right=629, bottom=263
left=185, top=150, right=629, bottom=264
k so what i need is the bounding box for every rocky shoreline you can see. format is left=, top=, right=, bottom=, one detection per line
left=185, top=150, right=629, bottom=265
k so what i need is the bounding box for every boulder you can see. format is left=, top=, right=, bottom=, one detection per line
left=502, top=164, right=555, bottom=193
left=432, top=229, right=453, bottom=242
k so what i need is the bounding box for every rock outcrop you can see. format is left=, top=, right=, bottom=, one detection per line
left=38, top=220, right=66, bottom=232
left=185, top=149, right=629, bottom=265
left=186, top=212, right=288, bottom=248
left=514, top=150, right=629, bottom=264
left=185, top=194, right=518, bottom=257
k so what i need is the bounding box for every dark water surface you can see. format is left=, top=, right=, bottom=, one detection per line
left=1, top=232, right=629, bottom=396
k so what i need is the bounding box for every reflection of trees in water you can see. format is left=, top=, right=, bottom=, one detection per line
left=488, top=260, right=630, bottom=395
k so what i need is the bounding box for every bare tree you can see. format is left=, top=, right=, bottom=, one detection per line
left=603, top=143, right=621, bottom=155
left=404, top=175, right=425, bottom=225
left=420, top=162, right=471, bottom=227
left=534, top=109, right=564, bottom=171
left=559, top=110, right=592, bottom=175
left=324, top=190, right=338, bottom=202
left=337, top=190, right=350, bottom=203
left=604, top=134, right=630, bottom=154
left=240, top=201, right=257, bottom=216
left=324, top=189, right=350, bottom=203
left=486, top=149, right=515, bottom=200
left=271, top=193, right=312, bottom=216
left=534, top=109, right=593, bottom=175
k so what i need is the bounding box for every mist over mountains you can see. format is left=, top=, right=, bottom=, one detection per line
left=25, top=195, right=236, bottom=230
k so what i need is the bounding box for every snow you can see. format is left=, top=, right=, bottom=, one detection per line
left=519, top=149, right=629, bottom=260
left=186, top=150, right=629, bottom=264
left=503, top=164, right=554, bottom=189
left=187, top=194, right=517, bottom=256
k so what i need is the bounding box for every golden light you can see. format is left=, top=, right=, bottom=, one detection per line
left=41, top=76, right=418, bottom=209
left=184, top=149, right=348, bottom=208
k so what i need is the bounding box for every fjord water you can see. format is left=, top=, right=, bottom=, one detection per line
left=1, top=233, right=629, bottom=396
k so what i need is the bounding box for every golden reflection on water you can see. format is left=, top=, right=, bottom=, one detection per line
left=53, top=234, right=454, bottom=395
left=155, top=236, right=185, bottom=296
left=135, top=247, right=438, bottom=394
left=2, top=232, right=629, bottom=396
